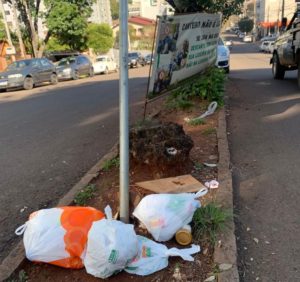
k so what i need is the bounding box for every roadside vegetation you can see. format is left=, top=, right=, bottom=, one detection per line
left=74, top=184, right=96, bottom=206
left=102, top=157, right=120, bottom=171
left=187, top=118, right=206, bottom=126
left=166, top=67, right=226, bottom=110
left=192, top=203, right=230, bottom=244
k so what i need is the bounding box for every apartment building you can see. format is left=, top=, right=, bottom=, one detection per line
left=128, top=0, right=173, bottom=20
left=2, top=1, right=47, bottom=39
left=89, top=0, right=112, bottom=26
left=256, top=0, right=297, bottom=36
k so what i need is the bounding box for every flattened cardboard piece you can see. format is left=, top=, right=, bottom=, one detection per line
left=136, top=174, right=205, bottom=194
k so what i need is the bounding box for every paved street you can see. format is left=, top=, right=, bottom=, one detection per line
left=0, top=67, right=149, bottom=262
left=227, top=35, right=300, bottom=281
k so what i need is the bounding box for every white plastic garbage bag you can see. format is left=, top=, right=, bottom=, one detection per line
left=133, top=188, right=208, bottom=241
left=15, top=207, right=104, bottom=268
left=125, top=235, right=200, bottom=276
left=84, top=206, right=138, bottom=279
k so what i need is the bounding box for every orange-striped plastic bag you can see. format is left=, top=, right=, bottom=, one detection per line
left=15, top=206, right=104, bottom=268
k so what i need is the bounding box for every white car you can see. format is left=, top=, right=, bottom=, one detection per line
left=243, top=35, right=253, bottom=43
left=225, top=40, right=233, bottom=48
left=216, top=38, right=230, bottom=73
left=268, top=41, right=275, bottom=53
left=260, top=34, right=276, bottom=42
left=93, top=56, right=117, bottom=75
left=238, top=32, right=245, bottom=38
left=259, top=41, right=270, bottom=52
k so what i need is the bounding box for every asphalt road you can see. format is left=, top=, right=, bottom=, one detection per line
left=0, top=67, right=149, bottom=262
left=226, top=34, right=300, bottom=281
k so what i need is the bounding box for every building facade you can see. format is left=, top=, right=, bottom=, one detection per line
left=128, top=0, right=173, bottom=20
left=255, top=0, right=297, bottom=36
left=89, top=0, right=112, bottom=26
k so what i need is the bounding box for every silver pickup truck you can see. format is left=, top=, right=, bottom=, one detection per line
left=271, top=7, right=300, bottom=88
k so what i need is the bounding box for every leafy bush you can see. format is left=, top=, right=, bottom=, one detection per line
left=166, top=67, right=226, bottom=110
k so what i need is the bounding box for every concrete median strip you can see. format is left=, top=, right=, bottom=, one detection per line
left=0, top=109, right=239, bottom=282
left=0, top=143, right=119, bottom=281
left=214, top=108, right=239, bottom=282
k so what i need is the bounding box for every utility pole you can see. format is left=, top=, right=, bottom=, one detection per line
left=0, top=0, right=15, bottom=61
left=253, top=0, right=257, bottom=41
left=11, top=0, right=26, bottom=58
left=267, top=5, right=270, bottom=35
left=119, top=0, right=129, bottom=223
left=281, top=0, right=285, bottom=20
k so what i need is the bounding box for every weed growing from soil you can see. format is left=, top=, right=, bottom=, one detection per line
left=166, top=67, right=226, bottom=110
left=8, top=270, right=28, bottom=282
left=102, top=157, right=120, bottom=171
left=192, top=203, right=229, bottom=244
left=202, top=127, right=216, bottom=136
left=74, top=184, right=96, bottom=206
left=188, top=118, right=206, bottom=126
left=194, top=162, right=204, bottom=171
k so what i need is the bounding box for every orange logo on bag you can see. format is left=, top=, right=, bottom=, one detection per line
left=52, top=206, right=104, bottom=269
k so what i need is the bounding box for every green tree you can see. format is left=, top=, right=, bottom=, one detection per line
left=45, top=1, right=89, bottom=51
left=165, top=0, right=244, bottom=21
left=238, top=17, right=254, bottom=33
left=86, top=23, right=114, bottom=54
left=110, top=0, right=119, bottom=20
left=45, top=36, right=71, bottom=51
left=0, top=18, right=6, bottom=41
left=12, top=0, right=94, bottom=57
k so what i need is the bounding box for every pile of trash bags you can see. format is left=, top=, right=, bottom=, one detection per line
left=16, top=188, right=207, bottom=278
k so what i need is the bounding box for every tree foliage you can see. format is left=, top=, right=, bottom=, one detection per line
left=0, top=18, right=6, bottom=41
left=165, top=0, right=244, bottom=21
left=238, top=17, right=254, bottom=33
left=45, top=1, right=90, bottom=51
left=12, top=0, right=94, bottom=57
left=86, top=23, right=114, bottom=54
left=45, top=36, right=71, bottom=51
left=110, top=0, right=119, bottom=20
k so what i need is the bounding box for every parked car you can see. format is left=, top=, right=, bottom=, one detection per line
left=144, top=54, right=154, bottom=64
left=243, top=35, right=253, bottom=43
left=44, top=50, right=81, bottom=63
left=259, top=41, right=270, bottom=52
left=56, top=55, right=94, bottom=80
left=238, top=32, right=245, bottom=38
left=266, top=41, right=275, bottom=53
left=216, top=38, right=230, bottom=73
left=225, top=40, right=233, bottom=49
left=93, top=56, right=117, bottom=74
left=128, top=52, right=145, bottom=68
left=260, top=34, right=277, bottom=42
left=0, top=58, right=57, bottom=91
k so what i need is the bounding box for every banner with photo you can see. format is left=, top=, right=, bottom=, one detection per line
left=148, top=12, right=222, bottom=97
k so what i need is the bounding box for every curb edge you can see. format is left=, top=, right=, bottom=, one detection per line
left=214, top=108, right=239, bottom=282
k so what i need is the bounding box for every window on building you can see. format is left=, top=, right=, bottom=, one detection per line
left=5, top=10, right=10, bottom=15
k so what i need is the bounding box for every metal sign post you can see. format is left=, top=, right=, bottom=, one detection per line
left=119, top=0, right=129, bottom=223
